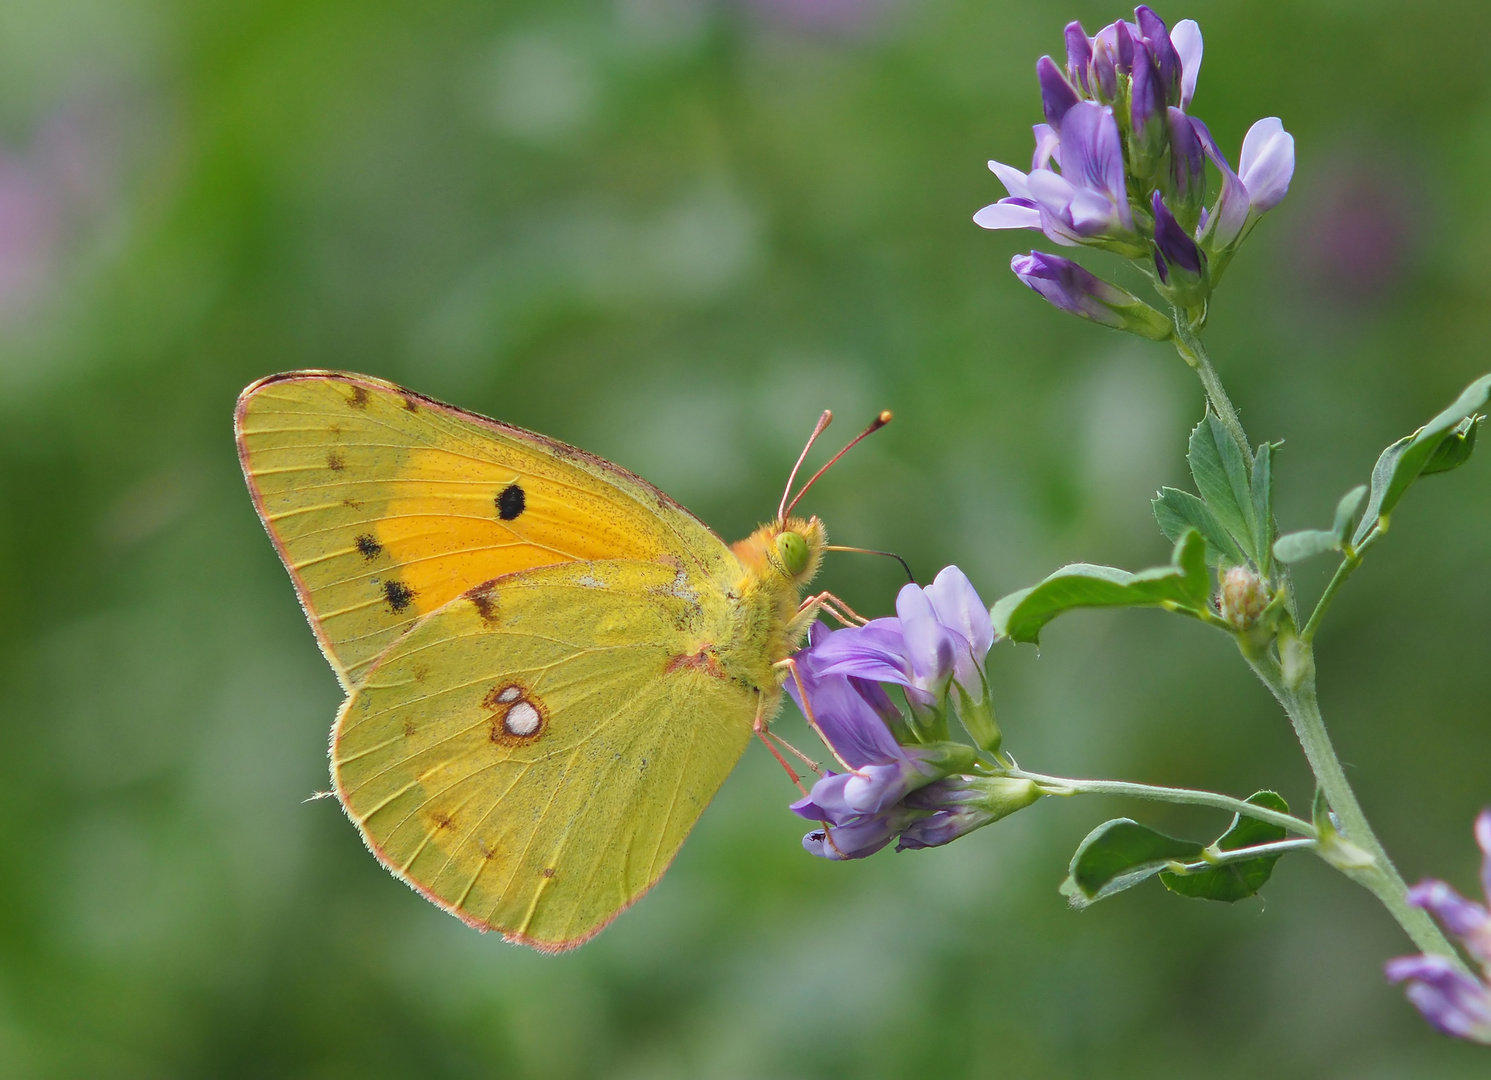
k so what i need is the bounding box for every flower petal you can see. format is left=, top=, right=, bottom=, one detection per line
left=1031, top=123, right=1061, bottom=171
left=1477, top=808, right=1491, bottom=904
left=924, top=566, right=994, bottom=657
left=1170, top=19, right=1202, bottom=109
left=1238, top=117, right=1294, bottom=211
left=1036, top=55, right=1080, bottom=130
left=974, top=199, right=1042, bottom=231
left=987, top=159, right=1031, bottom=199
left=1386, top=955, right=1491, bottom=1043
left=1192, top=116, right=1249, bottom=248
left=1409, top=880, right=1491, bottom=947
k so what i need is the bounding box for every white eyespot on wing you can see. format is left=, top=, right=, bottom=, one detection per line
left=496, top=686, right=522, bottom=703
left=505, top=701, right=541, bottom=736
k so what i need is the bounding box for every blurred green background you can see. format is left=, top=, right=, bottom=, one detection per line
left=1, top=0, right=1489, bottom=1075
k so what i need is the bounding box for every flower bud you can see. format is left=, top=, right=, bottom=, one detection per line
left=1091, top=39, right=1118, bottom=103
left=1127, top=42, right=1167, bottom=182
left=1150, top=191, right=1208, bottom=306
left=1011, top=251, right=1173, bottom=340
left=1166, top=108, right=1206, bottom=234
left=1135, top=6, right=1181, bottom=106
left=1220, top=565, right=1269, bottom=630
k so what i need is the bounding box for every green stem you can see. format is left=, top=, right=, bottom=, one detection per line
left=1171, top=315, right=1252, bottom=463
left=1008, top=768, right=1316, bottom=836
left=1173, top=837, right=1318, bottom=873
left=1243, top=640, right=1470, bottom=970
left=1301, top=526, right=1383, bottom=643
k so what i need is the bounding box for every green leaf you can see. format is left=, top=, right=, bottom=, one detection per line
left=1421, top=415, right=1480, bottom=476
left=1272, top=484, right=1369, bottom=564
left=1331, top=485, right=1368, bottom=540
left=1188, top=414, right=1256, bottom=562
left=1061, top=819, right=1204, bottom=908
left=1160, top=792, right=1291, bottom=902
left=1152, top=487, right=1246, bottom=567
left=991, top=530, right=1211, bottom=644
left=1251, top=442, right=1275, bottom=577
left=1272, top=529, right=1339, bottom=564
left=1353, top=373, right=1491, bottom=546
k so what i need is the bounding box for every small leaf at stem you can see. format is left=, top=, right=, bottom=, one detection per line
left=1160, top=791, right=1291, bottom=902
left=1062, top=819, right=1205, bottom=908
left=1420, top=415, right=1480, bottom=476
left=1189, top=414, right=1257, bottom=563
left=1153, top=487, right=1247, bottom=567
left=1272, top=484, right=1370, bottom=564
left=1353, top=374, right=1491, bottom=546
left=991, top=530, right=1210, bottom=644
left=1273, top=529, right=1339, bottom=564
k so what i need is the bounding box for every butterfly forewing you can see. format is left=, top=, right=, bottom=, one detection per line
left=235, top=371, right=728, bottom=688
left=333, top=560, right=757, bottom=951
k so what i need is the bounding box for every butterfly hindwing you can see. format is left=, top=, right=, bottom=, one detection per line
left=235, top=371, right=730, bottom=688
left=332, top=559, right=757, bottom=951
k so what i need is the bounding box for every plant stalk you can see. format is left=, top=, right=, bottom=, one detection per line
left=1171, top=314, right=1252, bottom=463
left=1243, top=640, right=1470, bottom=970
left=1009, top=769, right=1315, bottom=836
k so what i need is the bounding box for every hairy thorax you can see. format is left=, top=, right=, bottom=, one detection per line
left=713, top=515, right=826, bottom=707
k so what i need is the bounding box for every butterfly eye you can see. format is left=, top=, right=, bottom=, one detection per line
left=775, top=531, right=810, bottom=576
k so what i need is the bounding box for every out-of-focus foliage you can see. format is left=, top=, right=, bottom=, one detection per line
left=1, top=0, right=1489, bottom=1075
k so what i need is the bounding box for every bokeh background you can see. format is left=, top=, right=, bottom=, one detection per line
left=1, top=0, right=1489, bottom=1075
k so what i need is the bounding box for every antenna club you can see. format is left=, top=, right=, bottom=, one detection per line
left=875, top=410, right=892, bottom=426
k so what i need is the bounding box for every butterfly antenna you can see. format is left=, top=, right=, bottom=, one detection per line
left=823, top=545, right=916, bottom=584
left=783, top=410, right=892, bottom=519
left=779, top=410, right=834, bottom=521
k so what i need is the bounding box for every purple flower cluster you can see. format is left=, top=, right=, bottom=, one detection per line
left=786, top=568, right=1041, bottom=860
left=1385, top=811, right=1491, bottom=1043
left=976, top=8, right=1295, bottom=330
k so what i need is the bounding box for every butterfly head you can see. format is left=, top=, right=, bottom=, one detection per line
left=733, top=515, right=827, bottom=587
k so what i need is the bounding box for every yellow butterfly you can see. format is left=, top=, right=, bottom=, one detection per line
left=235, top=370, right=885, bottom=952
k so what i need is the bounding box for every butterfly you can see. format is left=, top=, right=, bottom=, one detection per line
left=234, top=370, right=887, bottom=952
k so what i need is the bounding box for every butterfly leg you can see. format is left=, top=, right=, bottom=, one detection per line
left=772, top=657, right=854, bottom=772
left=796, top=591, right=869, bottom=628
left=753, top=692, right=813, bottom=794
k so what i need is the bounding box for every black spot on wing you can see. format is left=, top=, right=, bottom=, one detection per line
left=383, top=580, right=415, bottom=613
left=355, top=534, right=382, bottom=560
left=496, top=483, right=525, bottom=521
left=327, top=452, right=345, bottom=471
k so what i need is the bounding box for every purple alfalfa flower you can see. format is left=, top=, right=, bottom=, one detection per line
left=786, top=623, right=975, bottom=818
left=812, top=567, right=1008, bottom=749
left=1195, top=115, right=1296, bottom=254
left=976, top=102, right=1141, bottom=257
left=1151, top=190, right=1207, bottom=304
left=1386, top=810, right=1491, bottom=1044
left=1011, top=251, right=1172, bottom=341
left=896, top=775, right=1043, bottom=851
